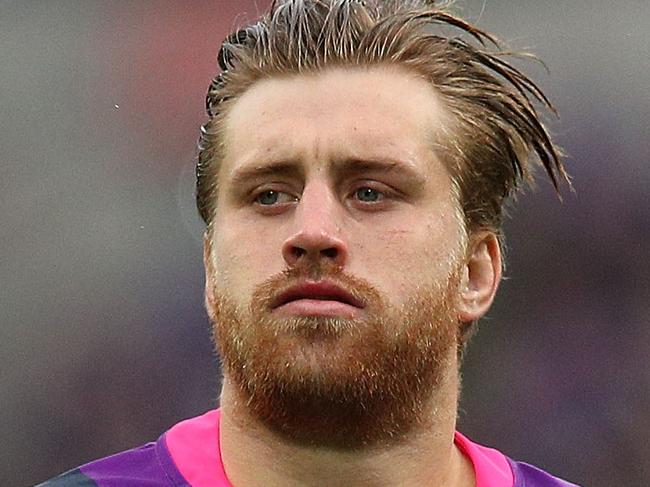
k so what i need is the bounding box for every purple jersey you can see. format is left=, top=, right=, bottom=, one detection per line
left=37, top=409, right=580, bottom=486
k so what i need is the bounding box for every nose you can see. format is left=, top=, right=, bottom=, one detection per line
left=281, top=181, right=348, bottom=268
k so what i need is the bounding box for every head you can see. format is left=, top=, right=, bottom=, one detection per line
left=197, top=0, right=568, bottom=447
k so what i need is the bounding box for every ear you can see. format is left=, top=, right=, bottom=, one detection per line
left=458, top=232, right=502, bottom=323
left=203, top=231, right=217, bottom=322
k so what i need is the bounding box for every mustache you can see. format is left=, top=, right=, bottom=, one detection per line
left=250, top=260, right=385, bottom=312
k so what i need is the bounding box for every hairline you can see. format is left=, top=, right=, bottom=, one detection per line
left=207, top=62, right=470, bottom=229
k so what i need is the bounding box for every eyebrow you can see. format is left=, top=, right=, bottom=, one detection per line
left=227, top=156, right=427, bottom=192
left=228, top=160, right=305, bottom=188
left=331, top=157, right=424, bottom=183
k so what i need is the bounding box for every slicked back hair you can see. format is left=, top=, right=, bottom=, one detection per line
left=196, top=0, right=568, bottom=238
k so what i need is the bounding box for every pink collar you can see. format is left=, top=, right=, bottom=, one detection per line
left=165, top=409, right=514, bottom=487
left=454, top=431, right=514, bottom=487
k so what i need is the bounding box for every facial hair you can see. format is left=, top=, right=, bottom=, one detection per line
left=210, top=259, right=462, bottom=449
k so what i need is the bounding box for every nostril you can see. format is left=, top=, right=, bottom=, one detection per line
left=292, top=247, right=307, bottom=259
left=282, top=235, right=347, bottom=267
left=321, top=248, right=338, bottom=259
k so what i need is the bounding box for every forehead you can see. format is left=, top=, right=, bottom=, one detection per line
left=220, top=66, right=450, bottom=180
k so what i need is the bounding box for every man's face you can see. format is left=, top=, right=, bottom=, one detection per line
left=205, top=66, right=470, bottom=445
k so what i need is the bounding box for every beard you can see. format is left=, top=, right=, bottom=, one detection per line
left=210, top=259, right=462, bottom=449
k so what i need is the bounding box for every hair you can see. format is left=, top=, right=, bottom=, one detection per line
left=196, top=0, right=569, bottom=237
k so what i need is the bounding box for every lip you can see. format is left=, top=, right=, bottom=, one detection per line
left=271, top=280, right=365, bottom=316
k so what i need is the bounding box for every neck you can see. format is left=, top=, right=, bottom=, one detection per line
left=218, top=365, right=475, bottom=487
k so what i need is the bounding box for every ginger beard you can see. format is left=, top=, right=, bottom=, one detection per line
left=210, top=259, right=463, bottom=448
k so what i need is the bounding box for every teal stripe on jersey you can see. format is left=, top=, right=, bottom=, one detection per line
left=34, top=468, right=98, bottom=487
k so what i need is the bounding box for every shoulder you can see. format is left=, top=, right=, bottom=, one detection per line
left=35, top=437, right=189, bottom=487
left=455, top=431, right=581, bottom=487
left=509, top=458, right=583, bottom=487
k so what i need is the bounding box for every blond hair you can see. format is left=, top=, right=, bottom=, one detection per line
left=196, top=0, right=569, bottom=235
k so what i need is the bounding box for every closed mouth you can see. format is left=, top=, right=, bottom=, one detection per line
left=271, top=281, right=364, bottom=309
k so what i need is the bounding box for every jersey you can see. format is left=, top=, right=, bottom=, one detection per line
left=37, top=409, right=580, bottom=487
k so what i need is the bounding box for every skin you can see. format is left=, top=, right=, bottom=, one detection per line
left=204, top=66, right=501, bottom=487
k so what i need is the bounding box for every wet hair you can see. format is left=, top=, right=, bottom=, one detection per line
left=196, top=0, right=569, bottom=236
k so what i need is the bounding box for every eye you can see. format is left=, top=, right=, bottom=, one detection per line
left=354, top=187, right=384, bottom=203
left=254, top=189, right=297, bottom=206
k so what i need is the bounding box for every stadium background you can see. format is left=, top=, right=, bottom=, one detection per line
left=1, top=1, right=648, bottom=485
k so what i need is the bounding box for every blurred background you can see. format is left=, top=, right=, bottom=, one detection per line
left=1, top=1, right=648, bottom=485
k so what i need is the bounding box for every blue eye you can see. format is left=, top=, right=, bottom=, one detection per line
left=355, top=187, right=382, bottom=202
left=257, top=190, right=280, bottom=205
left=255, top=190, right=296, bottom=206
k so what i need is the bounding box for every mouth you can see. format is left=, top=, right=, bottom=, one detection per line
left=271, top=280, right=365, bottom=317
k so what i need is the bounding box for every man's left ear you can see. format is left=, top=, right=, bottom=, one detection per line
left=458, top=232, right=502, bottom=322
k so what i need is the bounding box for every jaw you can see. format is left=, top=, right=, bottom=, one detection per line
left=212, top=281, right=462, bottom=450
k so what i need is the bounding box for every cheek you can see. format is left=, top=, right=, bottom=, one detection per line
left=355, top=214, right=463, bottom=294
left=210, top=217, right=285, bottom=297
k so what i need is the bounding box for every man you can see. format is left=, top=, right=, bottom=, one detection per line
left=39, top=1, right=580, bottom=486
